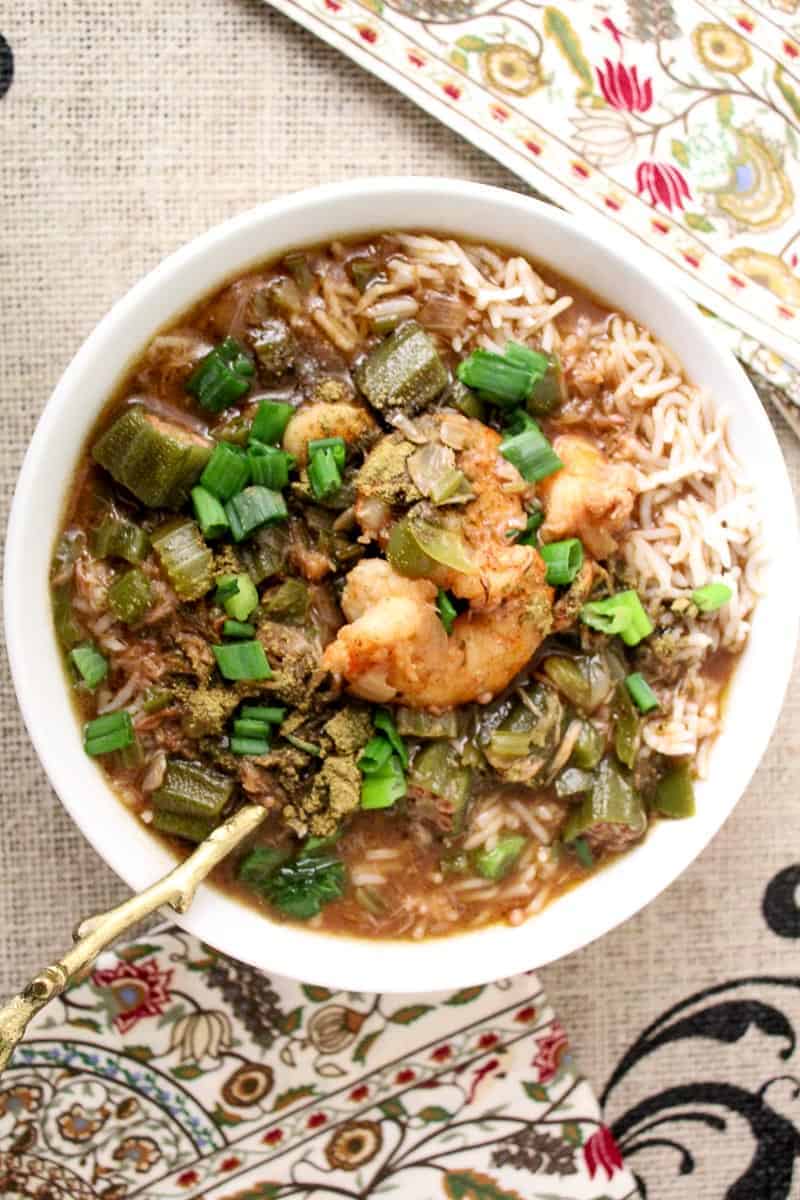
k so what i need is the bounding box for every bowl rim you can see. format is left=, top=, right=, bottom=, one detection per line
left=5, top=176, right=799, bottom=993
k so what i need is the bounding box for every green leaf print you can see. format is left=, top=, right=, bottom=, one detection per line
left=543, top=9, right=593, bottom=90
left=280, top=1006, right=303, bottom=1035
left=118, top=943, right=160, bottom=962
left=671, top=138, right=689, bottom=167
left=456, top=35, right=487, bottom=51
left=717, top=93, right=733, bottom=124
left=450, top=49, right=469, bottom=71
left=443, top=1170, right=525, bottom=1200
left=523, top=1080, right=548, bottom=1101
left=272, top=1084, right=316, bottom=1111
left=171, top=1063, right=206, bottom=1080
left=445, top=986, right=485, bottom=1006
left=124, top=1044, right=154, bottom=1062
left=302, top=985, right=333, bottom=1002
left=212, top=1103, right=246, bottom=1127
left=685, top=212, right=716, bottom=232
left=775, top=65, right=800, bottom=120
left=380, top=1097, right=408, bottom=1119
left=353, top=1029, right=382, bottom=1062
left=389, top=1003, right=434, bottom=1024
left=419, top=1104, right=453, bottom=1122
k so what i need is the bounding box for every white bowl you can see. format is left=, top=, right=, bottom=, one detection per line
left=6, top=179, right=798, bottom=992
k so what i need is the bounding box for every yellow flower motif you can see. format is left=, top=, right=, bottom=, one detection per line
left=481, top=44, right=543, bottom=97
left=692, top=23, right=753, bottom=73
left=307, top=1004, right=366, bottom=1054
left=727, top=248, right=800, bottom=303
left=715, top=131, right=794, bottom=231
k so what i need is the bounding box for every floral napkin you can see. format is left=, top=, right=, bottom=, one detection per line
left=0, top=924, right=636, bottom=1199
left=258, top=0, right=800, bottom=430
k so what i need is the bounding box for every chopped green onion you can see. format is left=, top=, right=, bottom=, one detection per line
left=358, top=736, right=393, bottom=775
left=191, top=486, right=229, bottom=539
left=360, top=753, right=407, bottom=810
left=527, top=353, right=567, bottom=415
left=581, top=590, right=654, bottom=647
left=237, top=846, right=288, bottom=887
left=308, top=437, right=347, bottom=470
left=233, top=718, right=271, bottom=739
left=250, top=399, right=294, bottom=445
left=457, top=350, right=538, bottom=407
left=436, top=589, right=458, bottom=635
left=504, top=342, right=549, bottom=372
left=472, top=835, right=526, bottom=880
left=509, top=507, right=544, bottom=546
left=69, top=644, right=108, bottom=689
left=500, top=419, right=562, bottom=483
left=200, top=442, right=250, bottom=501
left=231, top=736, right=270, bottom=757
left=108, top=567, right=152, bottom=625
left=241, top=705, right=286, bottom=725
left=625, top=672, right=660, bottom=714
left=223, top=619, right=256, bottom=639
left=540, top=538, right=584, bottom=586
left=348, top=256, right=381, bottom=292
left=84, top=710, right=134, bottom=756
left=217, top=572, right=258, bottom=621
left=573, top=837, right=594, bottom=869
left=225, top=486, right=288, bottom=542
left=691, top=583, right=732, bottom=613
left=215, top=577, right=240, bottom=604
left=308, top=446, right=342, bottom=499
left=186, top=337, right=255, bottom=413
left=247, top=442, right=294, bottom=489
left=282, top=732, right=322, bottom=757
left=654, top=762, right=696, bottom=818
left=212, top=640, right=272, bottom=681
left=374, top=708, right=408, bottom=768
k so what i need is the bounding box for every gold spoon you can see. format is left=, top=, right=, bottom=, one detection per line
left=0, top=802, right=267, bottom=1072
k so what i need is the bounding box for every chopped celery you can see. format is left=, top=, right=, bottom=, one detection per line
left=654, top=763, right=696, bottom=818
left=91, top=515, right=150, bottom=564
left=108, top=567, right=152, bottom=625
left=472, top=836, right=527, bottom=880
left=152, top=518, right=214, bottom=601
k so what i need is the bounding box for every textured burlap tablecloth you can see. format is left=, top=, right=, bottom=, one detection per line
left=2, top=3, right=799, bottom=1193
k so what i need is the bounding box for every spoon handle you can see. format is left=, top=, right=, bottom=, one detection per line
left=0, top=802, right=266, bottom=1072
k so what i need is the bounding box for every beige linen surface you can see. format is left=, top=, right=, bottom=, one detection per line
left=1, top=2, right=799, bottom=1193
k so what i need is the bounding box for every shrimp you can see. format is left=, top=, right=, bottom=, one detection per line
left=283, top=400, right=377, bottom=466
left=321, top=557, right=552, bottom=709
left=538, top=434, right=637, bottom=559
left=355, top=413, right=536, bottom=610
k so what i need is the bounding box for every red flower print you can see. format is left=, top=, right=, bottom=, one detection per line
left=308, top=1112, right=327, bottom=1129
left=636, top=161, right=690, bottom=212
left=490, top=104, right=510, bottom=122
left=324, top=0, right=341, bottom=9
left=736, top=15, right=754, bottom=33
left=785, top=41, right=799, bottom=59
left=467, top=1057, right=499, bottom=1103
left=92, top=957, right=172, bottom=1034
left=349, top=1085, right=369, bottom=1102
left=220, top=1156, right=242, bottom=1171
left=778, top=305, right=795, bottom=319
left=396, top=1068, right=415, bottom=1084
left=728, top=274, right=746, bottom=289
left=524, top=139, right=542, bottom=155
left=602, top=17, right=624, bottom=50
left=177, top=1171, right=199, bottom=1187
left=263, top=1128, right=283, bottom=1145
left=596, top=58, right=652, bottom=112
left=358, top=25, right=377, bottom=43
left=407, top=50, right=426, bottom=68
left=515, top=1006, right=537, bottom=1023
left=479, top=1032, right=499, bottom=1048
left=572, top=161, right=590, bottom=179
left=442, top=82, right=461, bottom=101
left=584, top=1125, right=624, bottom=1180
left=431, top=1045, right=452, bottom=1062
left=532, top=1021, right=568, bottom=1084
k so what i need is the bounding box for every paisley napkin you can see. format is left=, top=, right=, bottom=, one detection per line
left=0, top=924, right=636, bottom=1199
left=258, top=0, right=800, bottom=432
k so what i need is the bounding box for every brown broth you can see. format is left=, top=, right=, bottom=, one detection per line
left=51, top=232, right=739, bottom=941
